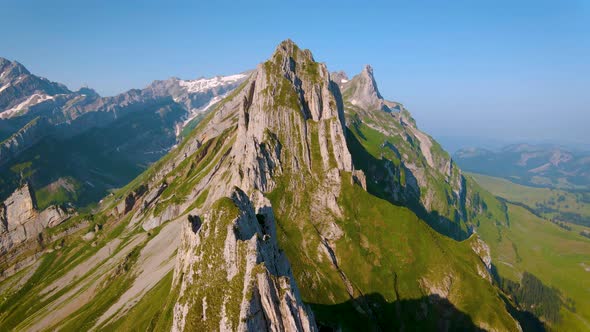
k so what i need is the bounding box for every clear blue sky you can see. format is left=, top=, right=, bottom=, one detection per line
left=1, top=0, right=589, bottom=148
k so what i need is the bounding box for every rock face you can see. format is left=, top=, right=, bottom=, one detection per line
left=0, top=183, right=70, bottom=256
left=169, top=39, right=357, bottom=331
left=0, top=116, right=50, bottom=166
left=173, top=189, right=315, bottom=332
left=342, top=65, right=401, bottom=113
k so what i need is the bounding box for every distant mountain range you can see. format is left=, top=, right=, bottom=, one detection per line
left=0, top=57, right=247, bottom=207
left=454, top=144, right=590, bottom=190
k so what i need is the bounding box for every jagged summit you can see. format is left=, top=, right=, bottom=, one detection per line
left=0, top=57, right=31, bottom=78
left=360, top=64, right=383, bottom=99
left=339, top=65, right=404, bottom=115
left=272, top=39, right=313, bottom=60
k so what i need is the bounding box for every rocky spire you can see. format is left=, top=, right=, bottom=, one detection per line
left=342, top=64, right=390, bottom=111
left=360, top=64, right=383, bottom=99
left=171, top=39, right=351, bottom=331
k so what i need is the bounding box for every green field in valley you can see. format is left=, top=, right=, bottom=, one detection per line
left=471, top=173, right=590, bottom=330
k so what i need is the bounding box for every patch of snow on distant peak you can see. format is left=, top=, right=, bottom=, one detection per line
left=181, top=93, right=226, bottom=130
left=0, top=83, right=10, bottom=93
left=178, top=74, right=246, bottom=94
left=0, top=93, right=54, bottom=119
left=341, top=79, right=348, bottom=83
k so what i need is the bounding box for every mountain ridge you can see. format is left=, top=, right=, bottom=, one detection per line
left=455, top=144, right=590, bottom=190
left=2, top=40, right=583, bottom=331
left=0, top=57, right=248, bottom=208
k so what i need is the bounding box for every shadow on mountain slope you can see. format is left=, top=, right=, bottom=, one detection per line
left=345, top=127, right=470, bottom=240
left=0, top=101, right=184, bottom=208
left=310, top=293, right=484, bottom=331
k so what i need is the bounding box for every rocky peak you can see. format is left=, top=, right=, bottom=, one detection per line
left=0, top=58, right=31, bottom=80
left=343, top=64, right=394, bottom=112
left=331, top=71, right=349, bottom=87
left=166, top=40, right=360, bottom=330
left=360, top=64, right=383, bottom=99
left=0, top=57, right=71, bottom=112
left=76, top=87, right=100, bottom=98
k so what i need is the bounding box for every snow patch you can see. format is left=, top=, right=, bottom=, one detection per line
left=0, top=93, right=54, bottom=119
left=340, top=79, right=348, bottom=83
left=0, top=83, right=10, bottom=93
left=177, top=91, right=230, bottom=136
left=178, top=74, right=246, bottom=94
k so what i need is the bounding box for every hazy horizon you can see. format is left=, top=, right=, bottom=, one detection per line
left=2, top=0, right=588, bottom=146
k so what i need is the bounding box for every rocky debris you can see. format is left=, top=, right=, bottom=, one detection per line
left=420, top=274, right=455, bottom=300
left=82, top=232, right=95, bottom=241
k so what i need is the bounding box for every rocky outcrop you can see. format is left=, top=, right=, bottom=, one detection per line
left=0, top=183, right=70, bottom=255
left=173, top=189, right=316, bottom=332
left=471, top=236, right=493, bottom=282
left=115, top=184, right=147, bottom=216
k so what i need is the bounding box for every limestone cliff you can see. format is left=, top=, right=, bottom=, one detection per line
left=0, top=183, right=70, bottom=272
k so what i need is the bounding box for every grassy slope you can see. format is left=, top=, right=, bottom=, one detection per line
left=470, top=172, right=590, bottom=329
left=476, top=196, right=590, bottom=330
left=344, top=104, right=590, bottom=329
left=264, top=108, right=516, bottom=330
left=0, top=211, right=135, bottom=330
left=269, top=172, right=516, bottom=330
left=346, top=114, right=471, bottom=240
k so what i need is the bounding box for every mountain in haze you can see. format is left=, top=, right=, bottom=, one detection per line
left=0, top=40, right=587, bottom=331
left=454, top=144, right=590, bottom=190
left=0, top=56, right=247, bottom=208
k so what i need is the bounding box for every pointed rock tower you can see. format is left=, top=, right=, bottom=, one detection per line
left=171, top=39, right=359, bottom=331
